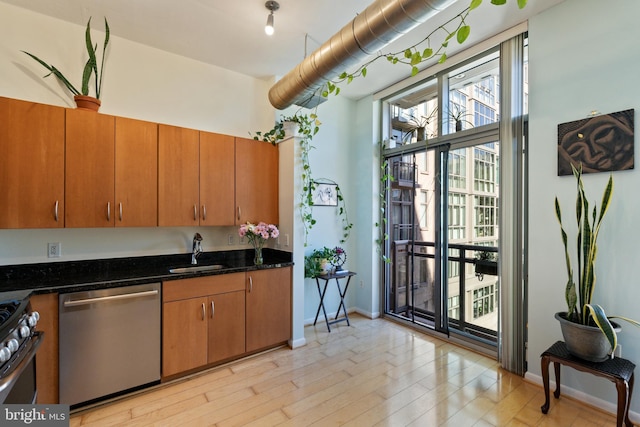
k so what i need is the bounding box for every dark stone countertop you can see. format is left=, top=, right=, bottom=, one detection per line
left=0, top=249, right=293, bottom=295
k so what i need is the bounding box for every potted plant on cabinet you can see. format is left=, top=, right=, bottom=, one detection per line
left=555, top=164, right=640, bottom=361
left=22, top=17, right=110, bottom=111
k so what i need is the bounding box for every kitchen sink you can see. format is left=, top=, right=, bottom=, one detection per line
left=168, top=264, right=227, bottom=274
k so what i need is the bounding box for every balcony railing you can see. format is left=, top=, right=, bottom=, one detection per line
left=389, top=240, right=498, bottom=344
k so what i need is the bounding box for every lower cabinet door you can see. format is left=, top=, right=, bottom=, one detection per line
left=162, top=297, right=208, bottom=377
left=208, top=291, right=245, bottom=364
left=246, top=267, right=292, bottom=352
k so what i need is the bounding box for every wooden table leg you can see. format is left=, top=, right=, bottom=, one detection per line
left=541, top=354, right=551, bottom=414
left=625, top=373, right=634, bottom=427
left=614, top=378, right=629, bottom=427
left=553, top=361, right=561, bottom=398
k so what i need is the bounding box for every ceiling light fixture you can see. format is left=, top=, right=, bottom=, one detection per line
left=264, top=1, right=279, bottom=36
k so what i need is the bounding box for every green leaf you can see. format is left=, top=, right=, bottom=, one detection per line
left=339, top=72, right=347, bottom=79
left=411, top=66, right=419, bottom=76
left=445, top=32, right=455, bottom=42
left=410, top=52, right=421, bottom=65
left=422, top=48, right=433, bottom=58
left=517, top=0, right=527, bottom=8
left=457, top=25, right=471, bottom=44
left=361, top=67, right=367, bottom=77
left=322, top=90, right=329, bottom=97
left=404, top=49, right=412, bottom=59
left=585, top=304, right=617, bottom=356
left=438, top=53, right=448, bottom=64
left=335, top=87, right=340, bottom=96
left=470, top=0, right=483, bottom=10
left=491, top=0, right=507, bottom=4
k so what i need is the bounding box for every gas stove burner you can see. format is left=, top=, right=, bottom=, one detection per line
left=0, top=300, right=20, bottom=324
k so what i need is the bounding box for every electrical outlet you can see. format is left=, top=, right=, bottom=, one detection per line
left=285, top=234, right=290, bottom=247
left=48, top=242, right=61, bottom=258
left=228, top=234, right=234, bottom=245
left=239, top=236, right=245, bottom=244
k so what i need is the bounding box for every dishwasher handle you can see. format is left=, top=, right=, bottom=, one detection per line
left=63, top=290, right=159, bottom=308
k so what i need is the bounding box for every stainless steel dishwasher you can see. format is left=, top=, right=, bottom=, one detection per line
left=59, top=283, right=161, bottom=406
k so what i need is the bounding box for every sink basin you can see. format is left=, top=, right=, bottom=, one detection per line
left=169, top=264, right=227, bottom=274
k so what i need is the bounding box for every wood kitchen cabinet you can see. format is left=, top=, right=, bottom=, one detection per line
left=29, top=292, right=59, bottom=404
left=65, top=109, right=115, bottom=227
left=158, top=124, right=200, bottom=226
left=114, top=117, right=158, bottom=227
left=235, top=137, right=279, bottom=225
left=66, top=111, right=158, bottom=228
left=162, top=273, right=245, bottom=377
left=245, top=267, right=291, bottom=353
left=0, top=97, right=65, bottom=228
left=200, top=131, right=235, bottom=225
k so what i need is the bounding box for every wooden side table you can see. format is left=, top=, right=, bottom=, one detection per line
left=540, top=340, right=635, bottom=427
left=313, top=271, right=355, bottom=332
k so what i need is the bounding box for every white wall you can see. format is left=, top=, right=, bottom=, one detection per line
left=0, top=2, right=278, bottom=264
left=528, top=0, right=640, bottom=412
left=0, top=3, right=375, bottom=346
left=291, top=97, right=363, bottom=324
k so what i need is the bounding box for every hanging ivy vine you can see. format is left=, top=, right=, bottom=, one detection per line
left=321, top=0, right=528, bottom=99
left=254, top=112, right=352, bottom=246
left=375, top=140, right=393, bottom=264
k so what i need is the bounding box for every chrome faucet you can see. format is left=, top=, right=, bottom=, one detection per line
left=191, top=233, right=203, bottom=265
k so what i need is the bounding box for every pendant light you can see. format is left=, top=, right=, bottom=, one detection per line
left=265, top=1, right=279, bottom=36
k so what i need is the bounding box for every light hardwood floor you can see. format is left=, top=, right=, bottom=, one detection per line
left=70, top=315, right=617, bottom=426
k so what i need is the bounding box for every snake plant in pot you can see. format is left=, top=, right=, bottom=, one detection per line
left=555, top=163, right=639, bottom=361
left=22, top=17, right=110, bottom=111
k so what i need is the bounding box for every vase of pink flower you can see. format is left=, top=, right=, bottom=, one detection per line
left=238, top=222, right=279, bottom=265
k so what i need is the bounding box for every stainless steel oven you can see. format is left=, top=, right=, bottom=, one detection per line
left=0, top=290, right=43, bottom=404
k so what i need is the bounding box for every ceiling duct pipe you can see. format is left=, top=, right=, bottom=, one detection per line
left=268, top=0, right=456, bottom=110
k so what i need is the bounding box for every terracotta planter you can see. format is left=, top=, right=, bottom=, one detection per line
left=74, top=95, right=101, bottom=112
left=555, top=312, right=621, bottom=362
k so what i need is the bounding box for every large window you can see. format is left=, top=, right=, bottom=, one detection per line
left=474, top=195, right=497, bottom=238
left=448, top=150, right=466, bottom=189
left=474, top=147, right=497, bottom=192
left=473, top=284, right=497, bottom=319
left=448, top=192, right=466, bottom=240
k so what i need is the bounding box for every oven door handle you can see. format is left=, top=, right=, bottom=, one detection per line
left=0, top=331, right=43, bottom=404
left=62, top=290, right=159, bottom=308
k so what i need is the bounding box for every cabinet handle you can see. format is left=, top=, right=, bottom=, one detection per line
left=194, top=204, right=198, bottom=221
left=249, top=276, right=253, bottom=293
left=54, top=200, right=59, bottom=222
left=119, top=202, right=123, bottom=221
left=107, top=202, right=111, bottom=222
left=202, top=205, right=207, bottom=221
left=237, top=206, right=241, bottom=221
left=201, top=303, right=206, bottom=321
left=211, top=300, right=215, bottom=318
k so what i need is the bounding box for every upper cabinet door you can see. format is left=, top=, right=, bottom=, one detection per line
left=65, top=109, right=115, bottom=228
left=158, top=124, right=200, bottom=226
left=115, top=117, right=158, bottom=227
left=0, top=97, right=65, bottom=228
left=235, top=137, right=279, bottom=225
left=199, top=131, right=235, bottom=226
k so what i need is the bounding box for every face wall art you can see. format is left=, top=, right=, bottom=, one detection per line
left=557, top=109, right=634, bottom=176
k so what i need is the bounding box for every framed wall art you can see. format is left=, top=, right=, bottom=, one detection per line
left=557, top=108, right=634, bottom=176
left=312, top=182, right=338, bottom=206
